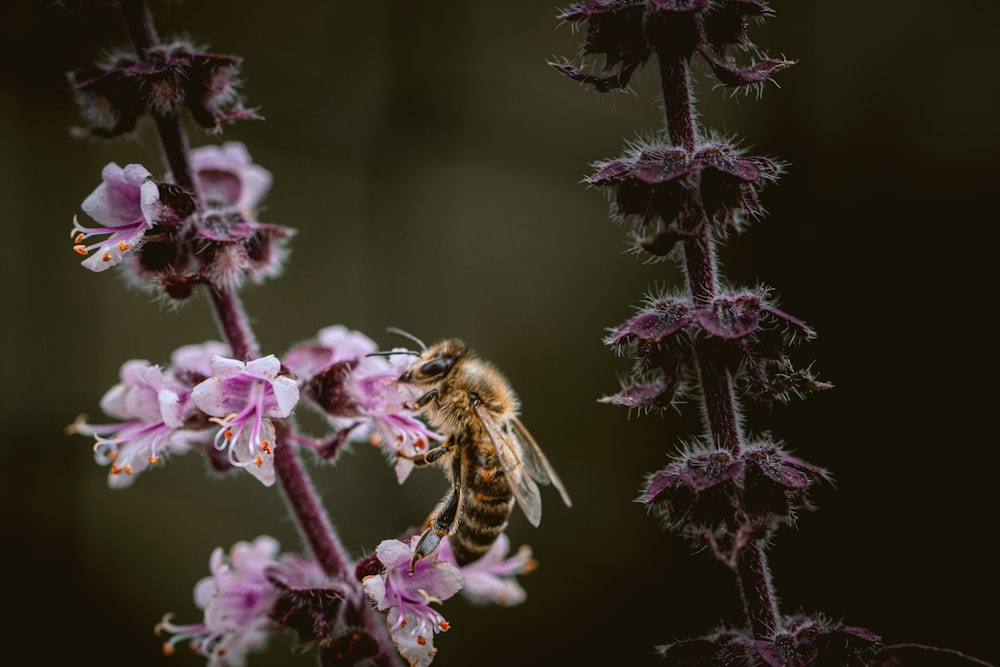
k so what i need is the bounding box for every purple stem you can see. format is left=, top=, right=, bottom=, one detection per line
left=207, top=283, right=260, bottom=362
left=658, top=51, right=696, bottom=152
left=735, top=539, right=779, bottom=638
left=657, top=46, right=782, bottom=639
left=273, top=422, right=349, bottom=577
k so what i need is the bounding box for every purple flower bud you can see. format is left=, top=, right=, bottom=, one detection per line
left=555, top=0, right=787, bottom=91
left=186, top=142, right=295, bottom=289
left=641, top=442, right=828, bottom=532
left=589, top=140, right=780, bottom=239
left=266, top=556, right=349, bottom=644
left=70, top=42, right=258, bottom=138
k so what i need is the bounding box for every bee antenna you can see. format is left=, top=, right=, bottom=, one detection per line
left=386, top=326, right=427, bottom=351
left=365, top=349, right=421, bottom=358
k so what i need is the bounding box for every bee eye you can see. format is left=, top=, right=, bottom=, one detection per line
left=420, top=358, right=451, bottom=377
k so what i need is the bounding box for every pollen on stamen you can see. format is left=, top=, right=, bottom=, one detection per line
left=73, top=245, right=89, bottom=256
left=261, top=440, right=271, bottom=454
left=438, top=621, right=450, bottom=631
left=416, top=438, right=426, bottom=451
left=74, top=232, right=85, bottom=243
left=400, top=618, right=407, bottom=628
left=161, top=643, right=175, bottom=657
left=148, top=455, right=159, bottom=464
left=255, top=454, right=263, bottom=467
left=395, top=434, right=404, bottom=443
left=102, top=250, right=111, bottom=262
left=111, top=464, right=123, bottom=475
left=416, top=636, right=426, bottom=646
left=223, top=429, right=233, bottom=440
left=118, top=240, right=131, bottom=252
left=124, top=465, right=133, bottom=474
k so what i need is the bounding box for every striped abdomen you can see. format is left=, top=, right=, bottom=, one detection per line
left=451, top=441, right=515, bottom=565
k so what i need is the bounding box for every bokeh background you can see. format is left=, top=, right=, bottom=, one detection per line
left=2, top=1, right=996, bottom=665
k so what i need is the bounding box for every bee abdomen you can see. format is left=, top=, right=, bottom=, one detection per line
left=452, top=490, right=514, bottom=566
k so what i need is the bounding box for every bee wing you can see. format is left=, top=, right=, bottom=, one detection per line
left=510, top=416, right=572, bottom=509
left=472, top=403, right=543, bottom=527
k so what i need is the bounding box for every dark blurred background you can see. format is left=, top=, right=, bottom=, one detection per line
left=2, top=1, right=996, bottom=665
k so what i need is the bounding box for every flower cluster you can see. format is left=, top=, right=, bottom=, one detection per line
left=156, top=537, right=279, bottom=665
left=640, top=441, right=828, bottom=537
left=656, top=616, right=880, bottom=666
left=67, top=341, right=225, bottom=488
left=71, top=40, right=257, bottom=138
left=588, top=138, right=781, bottom=252
left=285, top=325, right=442, bottom=478
left=361, top=534, right=536, bottom=667
left=553, top=0, right=792, bottom=93
left=69, top=342, right=300, bottom=488
left=69, top=142, right=293, bottom=296
left=602, top=289, right=827, bottom=412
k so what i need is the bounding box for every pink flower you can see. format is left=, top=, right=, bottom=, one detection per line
left=192, top=354, right=299, bottom=486
left=284, top=326, right=442, bottom=478
left=362, top=537, right=464, bottom=667
left=439, top=534, right=535, bottom=606
left=68, top=359, right=207, bottom=488
left=156, top=536, right=282, bottom=666
left=190, top=142, right=271, bottom=216
left=70, top=163, right=159, bottom=272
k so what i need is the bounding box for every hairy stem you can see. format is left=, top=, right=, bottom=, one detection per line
left=735, top=541, right=780, bottom=638
left=207, top=283, right=260, bottom=361
left=658, top=51, right=696, bottom=152
left=273, top=422, right=350, bottom=578
left=657, top=42, right=782, bottom=640
left=120, top=0, right=198, bottom=194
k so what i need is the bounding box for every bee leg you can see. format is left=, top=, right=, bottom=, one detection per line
left=410, top=485, right=460, bottom=574
left=399, top=440, right=454, bottom=467
left=410, top=388, right=439, bottom=410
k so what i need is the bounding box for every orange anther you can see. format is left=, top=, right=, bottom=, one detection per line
left=261, top=440, right=271, bottom=454
left=74, top=233, right=85, bottom=243
left=102, top=250, right=111, bottom=262
left=111, top=465, right=123, bottom=475
left=73, top=245, right=89, bottom=256
left=148, top=455, right=159, bottom=464
left=255, top=454, right=263, bottom=467
left=162, top=643, right=175, bottom=657
left=400, top=618, right=407, bottom=628
left=396, top=434, right=404, bottom=442
left=118, top=240, right=131, bottom=252
left=438, top=621, right=450, bottom=631
left=416, top=636, right=426, bottom=646
left=124, top=465, right=133, bottom=475
left=416, top=439, right=426, bottom=450
left=223, top=429, right=233, bottom=440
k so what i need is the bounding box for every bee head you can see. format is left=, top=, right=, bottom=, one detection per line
left=401, top=339, right=467, bottom=385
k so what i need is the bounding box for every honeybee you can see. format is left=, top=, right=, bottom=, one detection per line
left=378, top=333, right=571, bottom=570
